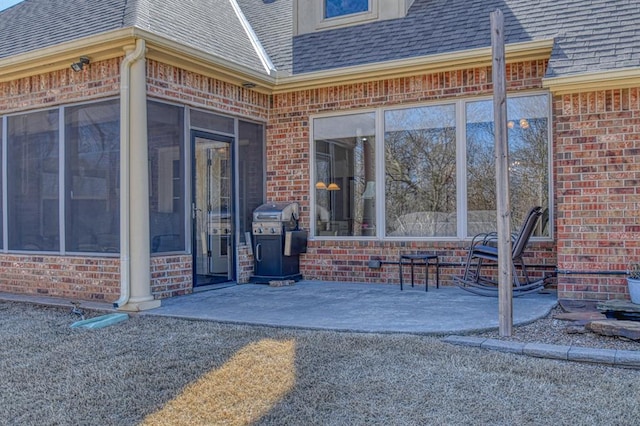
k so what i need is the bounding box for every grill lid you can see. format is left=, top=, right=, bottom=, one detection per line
left=253, top=202, right=299, bottom=222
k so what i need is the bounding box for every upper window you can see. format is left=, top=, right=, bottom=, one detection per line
left=296, top=0, right=414, bottom=35
left=325, top=0, right=369, bottom=19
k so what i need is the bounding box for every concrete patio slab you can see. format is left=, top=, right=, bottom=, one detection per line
left=142, top=281, right=558, bottom=335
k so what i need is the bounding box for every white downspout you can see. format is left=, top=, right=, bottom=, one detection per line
left=114, top=40, right=146, bottom=309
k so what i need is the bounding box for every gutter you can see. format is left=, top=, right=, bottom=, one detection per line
left=114, top=39, right=146, bottom=309
left=542, top=67, right=640, bottom=95
left=0, top=29, right=553, bottom=94
left=272, top=38, right=555, bottom=93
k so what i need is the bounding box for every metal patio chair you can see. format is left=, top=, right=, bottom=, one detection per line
left=454, top=206, right=546, bottom=297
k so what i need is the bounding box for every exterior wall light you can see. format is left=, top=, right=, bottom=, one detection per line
left=71, top=56, right=90, bottom=72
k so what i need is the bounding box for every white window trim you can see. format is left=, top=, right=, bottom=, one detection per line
left=310, top=91, right=553, bottom=242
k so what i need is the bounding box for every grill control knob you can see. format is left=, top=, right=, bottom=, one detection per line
left=270, top=228, right=276, bottom=234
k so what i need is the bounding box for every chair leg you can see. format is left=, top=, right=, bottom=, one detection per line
left=519, top=258, right=532, bottom=285
left=474, top=257, right=484, bottom=284
left=424, top=260, right=429, bottom=292
left=462, top=249, right=474, bottom=280
left=410, top=259, right=415, bottom=288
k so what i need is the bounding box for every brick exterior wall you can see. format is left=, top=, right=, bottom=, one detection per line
left=0, top=255, right=120, bottom=301
left=554, top=87, right=640, bottom=300
left=146, top=60, right=270, bottom=119
left=0, top=58, right=121, bottom=114
left=269, top=60, right=557, bottom=288
left=237, top=245, right=254, bottom=284
left=150, top=255, right=192, bottom=299
left=1, top=53, right=637, bottom=302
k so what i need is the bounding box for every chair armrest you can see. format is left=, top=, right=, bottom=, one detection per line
left=471, top=232, right=492, bottom=247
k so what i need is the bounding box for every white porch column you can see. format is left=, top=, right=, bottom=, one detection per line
left=118, top=42, right=160, bottom=311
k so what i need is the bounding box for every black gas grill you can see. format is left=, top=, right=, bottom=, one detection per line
left=251, top=202, right=306, bottom=282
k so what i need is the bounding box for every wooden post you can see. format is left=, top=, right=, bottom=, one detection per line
left=491, top=9, right=513, bottom=336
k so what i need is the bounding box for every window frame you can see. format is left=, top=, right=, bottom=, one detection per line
left=310, top=109, right=378, bottom=239
left=5, top=106, right=62, bottom=253
left=310, top=91, right=553, bottom=242
left=147, top=99, right=187, bottom=255
left=324, top=0, right=370, bottom=19
left=317, top=0, right=378, bottom=30
left=2, top=99, right=121, bottom=255
left=64, top=99, right=121, bottom=255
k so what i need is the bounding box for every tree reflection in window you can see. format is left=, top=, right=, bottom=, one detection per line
left=384, top=104, right=457, bottom=237
left=466, top=94, right=549, bottom=236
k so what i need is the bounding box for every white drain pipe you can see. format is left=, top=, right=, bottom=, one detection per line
left=114, top=39, right=146, bottom=309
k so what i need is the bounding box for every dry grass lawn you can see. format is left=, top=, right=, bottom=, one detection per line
left=1, top=301, right=639, bottom=425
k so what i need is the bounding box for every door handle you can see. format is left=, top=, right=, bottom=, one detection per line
left=255, top=243, right=262, bottom=262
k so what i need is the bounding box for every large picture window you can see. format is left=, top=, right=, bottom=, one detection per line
left=312, top=93, right=551, bottom=239
left=466, top=96, right=549, bottom=236
left=65, top=100, right=120, bottom=253
left=385, top=105, right=457, bottom=237
left=313, top=113, right=376, bottom=237
left=7, top=110, right=60, bottom=251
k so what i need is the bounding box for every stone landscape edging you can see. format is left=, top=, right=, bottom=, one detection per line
left=442, top=335, right=640, bottom=369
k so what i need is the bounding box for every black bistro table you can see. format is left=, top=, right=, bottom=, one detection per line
left=399, top=253, right=440, bottom=291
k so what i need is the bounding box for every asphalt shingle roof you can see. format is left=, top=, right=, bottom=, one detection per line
left=236, top=0, right=292, bottom=74
left=0, top=0, right=269, bottom=74
left=0, top=0, right=638, bottom=79
left=132, top=0, right=268, bottom=72
left=0, top=0, right=129, bottom=59
left=291, top=0, right=640, bottom=78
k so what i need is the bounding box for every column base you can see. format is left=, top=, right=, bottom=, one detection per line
left=116, top=298, right=161, bottom=312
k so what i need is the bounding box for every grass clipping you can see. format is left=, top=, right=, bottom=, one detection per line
left=142, top=339, right=296, bottom=426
